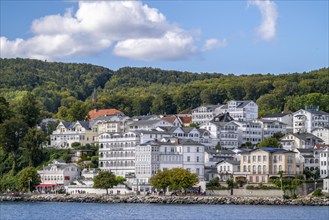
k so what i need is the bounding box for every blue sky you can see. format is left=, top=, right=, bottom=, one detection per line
left=0, top=0, right=328, bottom=74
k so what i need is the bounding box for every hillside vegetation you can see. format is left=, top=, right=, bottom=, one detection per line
left=1, top=58, right=328, bottom=120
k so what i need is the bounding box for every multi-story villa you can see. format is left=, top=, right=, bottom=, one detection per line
left=312, top=127, right=329, bottom=144
left=293, top=108, right=329, bottom=133
left=134, top=138, right=205, bottom=191
left=262, top=113, right=293, bottom=131
left=191, top=104, right=222, bottom=125
left=259, top=119, right=287, bottom=139
left=217, top=100, right=258, bottom=122
left=235, top=148, right=298, bottom=184
left=319, top=147, right=329, bottom=193
left=293, top=148, right=319, bottom=174
left=50, top=121, right=98, bottom=148
left=280, top=133, right=324, bottom=150
left=217, top=160, right=240, bottom=181
left=236, top=121, right=262, bottom=146
left=319, top=147, right=329, bottom=178
left=201, top=113, right=239, bottom=149
left=37, top=159, right=81, bottom=193
left=128, top=119, right=174, bottom=131
left=98, top=131, right=172, bottom=177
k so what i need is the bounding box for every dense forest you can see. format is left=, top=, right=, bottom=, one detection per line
left=0, top=58, right=328, bottom=191
left=1, top=58, right=328, bottom=120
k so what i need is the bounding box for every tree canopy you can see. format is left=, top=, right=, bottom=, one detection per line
left=93, top=171, right=125, bottom=194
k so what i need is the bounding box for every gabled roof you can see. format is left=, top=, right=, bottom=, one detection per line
left=130, top=119, right=167, bottom=127
left=290, top=133, right=324, bottom=141
left=210, top=112, right=234, bottom=125
left=179, top=139, right=203, bottom=146
left=205, top=149, right=235, bottom=155
left=179, top=116, right=192, bottom=124
left=87, top=109, right=124, bottom=121
left=193, top=104, right=222, bottom=111
left=294, top=109, right=329, bottom=116
left=60, top=121, right=72, bottom=128
left=162, top=115, right=180, bottom=124
left=131, top=115, right=159, bottom=121
left=295, top=148, right=314, bottom=154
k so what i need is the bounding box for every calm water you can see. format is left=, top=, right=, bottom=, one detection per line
left=0, top=202, right=328, bottom=220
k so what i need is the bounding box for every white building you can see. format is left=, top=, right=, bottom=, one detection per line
left=50, top=121, right=97, bottom=148
left=236, top=121, right=262, bottom=146
left=128, top=119, right=173, bottom=131
left=312, top=127, right=329, bottom=144
left=201, top=113, right=239, bottom=149
left=293, top=108, right=329, bottom=133
left=217, top=100, right=258, bottom=122
left=191, top=105, right=223, bottom=125
left=216, top=160, right=240, bottom=181
left=319, top=147, right=329, bottom=179
left=259, top=119, right=288, bottom=139
left=280, top=133, right=324, bottom=150
left=262, top=113, right=293, bottom=131
left=37, top=159, right=81, bottom=193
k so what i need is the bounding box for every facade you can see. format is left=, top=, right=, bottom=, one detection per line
left=50, top=121, right=97, bottom=148
left=217, top=100, right=258, bottom=122
left=235, top=148, right=298, bottom=184
left=280, top=133, right=324, bottom=150
left=201, top=113, right=239, bottom=149
left=216, top=160, right=240, bottom=181
left=191, top=105, right=222, bottom=125
left=293, top=108, right=329, bottom=133
left=262, top=113, right=293, bottom=131
left=259, top=119, right=287, bottom=139
left=319, top=147, right=329, bottom=179
left=37, top=159, right=81, bottom=193
left=134, top=138, right=205, bottom=189
left=312, top=127, right=329, bottom=144
left=236, top=121, right=262, bottom=146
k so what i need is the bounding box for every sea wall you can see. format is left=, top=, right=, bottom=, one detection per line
left=0, top=194, right=328, bottom=206
left=206, top=189, right=283, bottom=197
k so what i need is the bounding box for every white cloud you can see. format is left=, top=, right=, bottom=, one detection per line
left=0, top=1, right=224, bottom=61
left=113, top=31, right=197, bottom=61
left=248, top=0, right=278, bottom=41
left=203, top=38, right=227, bottom=51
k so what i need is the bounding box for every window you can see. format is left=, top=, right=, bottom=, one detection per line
left=258, top=165, right=261, bottom=174
left=263, top=155, right=267, bottom=162
left=197, top=147, right=199, bottom=152
left=187, top=156, right=190, bottom=162
left=253, top=156, right=256, bottom=162
left=196, top=168, right=200, bottom=175
left=258, top=156, right=261, bottom=162
left=187, top=147, right=190, bottom=153
left=196, top=156, right=200, bottom=162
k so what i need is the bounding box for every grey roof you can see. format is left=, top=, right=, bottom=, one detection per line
left=61, top=121, right=72, bottom=128
left=291, top=133, right=324, bottom=141
left=295, top=148, right=314, bottom=153
left=219, top=100, right=254, bottom=110
left=210, top=112, right=234, bottom=125
left=304, top=109, right=329, bottom=115
left=260, top=119, right=286, bottom=124
left=130, top=119, right=164, bottom=127
left=240, top=147, right=292, bottom=154
left=179, top=139, right=203, bottom=146
left=217, top=160, right=240, bottom=166
left=131, top=115, right=160, bottom=121
left=206, top=149, right=235, bottom=155
left=262, top=113, right=291, bottom=118
left=138, top=140, right=161, bottom=146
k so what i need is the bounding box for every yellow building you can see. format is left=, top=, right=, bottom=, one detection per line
left=235, top=148, right=298, bottom=184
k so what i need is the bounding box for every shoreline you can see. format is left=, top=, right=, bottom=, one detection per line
left=1, top=194, right=328, bottom=206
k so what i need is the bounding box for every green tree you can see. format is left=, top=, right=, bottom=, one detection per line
left=15, top=92, right=41, bottom=127
left=0, top=119, right=28, bottom=173
left=93, top=171, right=119, bottom=195
left=149, top=169, right=172, bottom=194
left=22, top=128, right=47, bottom=167
left=169, top=168, right=199, bottom=193
left=0, top=96, right=13, bottom=123
left=17, top=166, right=41, bottom=193
left=258, top=137, right=282, bottom=148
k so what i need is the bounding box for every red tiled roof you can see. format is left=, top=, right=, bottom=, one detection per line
left=36, top=184, right=56, bottom=187
left=87, top=109, right=123, bottom=121
left=179, top=116, right=192, bottom=124
left=162, top=116, right=177, bottom=123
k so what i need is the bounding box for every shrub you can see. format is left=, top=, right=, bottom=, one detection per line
left=312, top=188, right=324, bottom=197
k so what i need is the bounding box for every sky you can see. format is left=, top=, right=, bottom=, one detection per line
left=0, top=0, right=328, bottom=74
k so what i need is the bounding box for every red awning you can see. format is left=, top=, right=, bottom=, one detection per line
left=36, top=184, right=57, bottom=187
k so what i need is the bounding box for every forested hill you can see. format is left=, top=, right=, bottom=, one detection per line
left=0, top=58, right=328, bottom=120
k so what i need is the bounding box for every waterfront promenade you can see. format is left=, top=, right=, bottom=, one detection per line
left=1, top=194, right=328, bottom=206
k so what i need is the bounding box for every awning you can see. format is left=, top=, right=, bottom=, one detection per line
left=36, top=184, right=57, bottom=187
